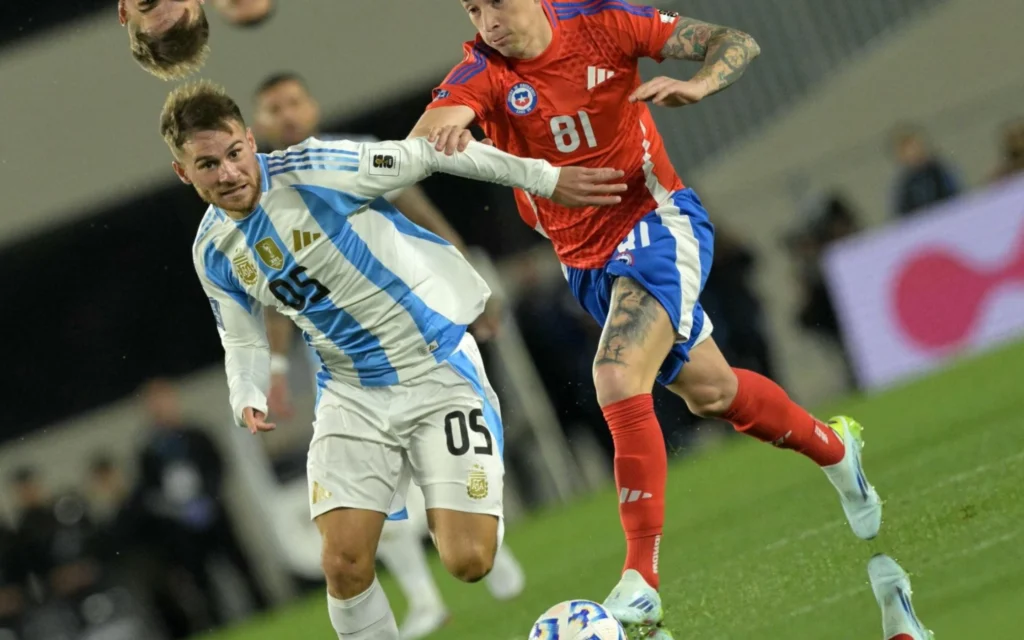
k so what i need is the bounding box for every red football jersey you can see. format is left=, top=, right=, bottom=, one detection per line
left=427, top=0, right=685, bottom=269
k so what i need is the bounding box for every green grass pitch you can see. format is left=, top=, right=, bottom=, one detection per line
left=204, top=340, right=1024, bottom=639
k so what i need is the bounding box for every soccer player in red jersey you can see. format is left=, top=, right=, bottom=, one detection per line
left=410, top=1, right=883, bottom=635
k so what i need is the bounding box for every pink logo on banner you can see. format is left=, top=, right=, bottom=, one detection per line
left=893, top=225, right=1024, bottom=350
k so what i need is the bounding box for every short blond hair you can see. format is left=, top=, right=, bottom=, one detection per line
left=129, top=9, right=211, bottom=81
left=160, top=80, right=246, bottom=155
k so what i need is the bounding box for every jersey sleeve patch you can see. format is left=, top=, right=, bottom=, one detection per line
left=369, top=149, right=401, bottom=177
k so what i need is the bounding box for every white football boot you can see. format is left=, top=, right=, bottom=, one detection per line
left=821, top=416, right=883, bottom=540
left=868, top=554, right=935, bottom=640
left=399, top=608, right=449, bottom=640
left=602, top=570, right=674, bottom=639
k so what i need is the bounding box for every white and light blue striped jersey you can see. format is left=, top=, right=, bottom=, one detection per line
left=193, top=136, right=559, bottom=423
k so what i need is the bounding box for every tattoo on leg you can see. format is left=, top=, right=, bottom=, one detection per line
left=596, top=279, right=659, bottom=367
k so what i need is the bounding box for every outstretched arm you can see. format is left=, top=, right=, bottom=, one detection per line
left=350, top=138, right=625, bottom=207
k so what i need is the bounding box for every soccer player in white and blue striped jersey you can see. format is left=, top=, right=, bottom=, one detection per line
left=162, top=80, right=626, bottom=639
left=252, top=71, right=523, bottom=639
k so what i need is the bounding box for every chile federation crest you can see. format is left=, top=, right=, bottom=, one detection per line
left=507, top=82, right=538, bottom=116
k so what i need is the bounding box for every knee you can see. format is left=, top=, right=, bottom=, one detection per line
left=677, top=371, right=738, bottom=418
left=441, top=540, right=495, bottom=584
left=592, top=363, right=647, bottom=407
left=321, top=545, right=376, bottom=599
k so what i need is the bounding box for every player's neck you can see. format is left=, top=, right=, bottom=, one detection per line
left=513, top=17, right=553, bottom=60
left=223, top=207, right=257, bottom=221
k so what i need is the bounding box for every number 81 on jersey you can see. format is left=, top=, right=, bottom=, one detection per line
left=550, top=111, right=598, bottom=154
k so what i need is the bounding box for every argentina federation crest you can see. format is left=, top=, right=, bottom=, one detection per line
left=232, top=250, right=259, bottom=286
left=467, top=464, right=489, bottom=500
left=255, top=237, right=285, bottom=270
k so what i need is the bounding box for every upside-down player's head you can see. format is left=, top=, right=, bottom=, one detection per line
left=460, top=0, right=548, bottom=58
left=161, top=80, right=262, bottom=215
left=119, top=0, right=211, bottom=80
left=212, top=0, right=275, bottom=26
left=253, top=71, right=322, bottom=150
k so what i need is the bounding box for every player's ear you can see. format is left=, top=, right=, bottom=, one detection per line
left=117, top=0, right=127, bottom=26
left=172, top=161, right=192, bottom=185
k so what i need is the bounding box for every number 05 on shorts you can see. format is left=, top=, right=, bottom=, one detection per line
left=306, top=335, right=505, bottom=521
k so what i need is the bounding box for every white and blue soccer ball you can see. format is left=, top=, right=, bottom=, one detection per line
left=530, top=600, right=625, bottom=639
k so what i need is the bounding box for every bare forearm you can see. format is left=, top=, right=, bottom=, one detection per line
left=392, top=186, right=470, bottom=255
left=692, top=28, right=759, bottom=95
left=408, top=105, right=476, bottom=139
left=661, top=17, right=760, bottom=96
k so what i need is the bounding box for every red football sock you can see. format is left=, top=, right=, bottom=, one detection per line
left=723, top=368, right=845, bottom=467
left=603, top=394, right=665, bottom=590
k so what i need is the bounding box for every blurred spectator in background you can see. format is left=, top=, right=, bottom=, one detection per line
left=40, top=492, right=103, bottom=605
left=7, top=467, right=143, bottom=640
left=889, top=123, right=960, bottom=218
left=784, top=192, right=863, bottom=389
left=87, top=457, right=132, bottom=528
left=252, top=72, right=323, bottom=152
left=991, top=118, right=1024, bottom=183
left=137, top=378, right=269, bottom=628
left=9, top=467, right=54, bottom=595
left=701, top=223, right=777, bottom=383
left=0, top=522, right=28, bottom=639
left=89, top=456, right=191, bottom=638
left=513, top=258, right=607, bottom=465
left=211, top=0, right=274, bottom=26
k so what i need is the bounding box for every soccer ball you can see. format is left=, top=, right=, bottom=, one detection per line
left=530, top=600, right=625, bottom=639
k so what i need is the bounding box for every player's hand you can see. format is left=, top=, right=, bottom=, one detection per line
left=551, top=167, right=627, bottom=207
left=629, top=76, right=710, bottom=107
left=428, top=126, right=495, bottom=155
left=267, top=373, right=295, bottom=420
left=470, top=297, right=502, bottom=343
left=242, top=408, right=276, bottom=435
left=429, top=125, right=475, bottom=155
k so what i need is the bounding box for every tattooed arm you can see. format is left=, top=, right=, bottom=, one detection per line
left=660, top=16, right=761, bottom=98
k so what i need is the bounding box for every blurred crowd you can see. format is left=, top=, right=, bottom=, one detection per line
left=782, top=117, right=1024, bottom=389
left=1, top=380, right=269, bottom=640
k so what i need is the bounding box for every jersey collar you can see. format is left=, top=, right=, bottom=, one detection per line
left=257, top=154, right=271, bottom=193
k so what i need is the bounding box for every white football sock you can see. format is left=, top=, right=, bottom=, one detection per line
left=377, top=520, right=445, bottom=614
left=485, top=543, right=526, bottom=601
left=327, top=578, right=399, bottom=639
